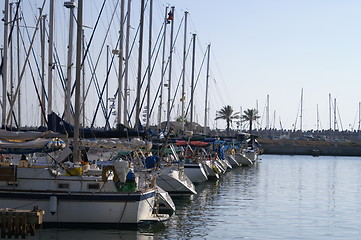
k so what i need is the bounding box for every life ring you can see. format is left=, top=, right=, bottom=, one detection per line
left=185, top=149, right=194, bottom=158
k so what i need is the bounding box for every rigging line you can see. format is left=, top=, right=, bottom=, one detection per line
left=93, top=0, right=143, bottom=128
left=81, top=0, right=119, bottom=102
left=21, top=41, right=47, bottom=127
left=128, top=14, right=185, bottom=125
left=151, top=31, right=192, bottom=121
left=337, top=104, right=343, bottom=131
left=81, top=0, right=107, bottom=69
left=169, top=37, right=193, bottom=118
left=102, top=5, right=143, bottom=128
left=107, top=16, right=165, bottom=124
left=76, top=0, right=119, bottom=113
left=45, top=21, right=66, bottom=93
left=6, top=93, right=19, bottom=129
left=6, top=1, right=46, bottom=126
left=0, top=0, right=22, bottom=74
left=185, top=44, right=207, bottom=118
left=81, top=1, right=120, bottom=128
left=21, top=11, right=44, bottom=96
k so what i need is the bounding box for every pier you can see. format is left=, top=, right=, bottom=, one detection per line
left=0, top=207, right=44, bottom=239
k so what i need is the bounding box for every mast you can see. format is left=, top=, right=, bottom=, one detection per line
left=47, top=0, right=54, bottom=118
left=203, top=44, right=210, bottom=135
left=16, top=3, right=21, bottom=127
left=329, top=93, right=332, bottom=130
left=334, top=98, right=337, bottom=131
left=158, top=7, right=168, bottom=129
left=9, top=3, right=13, bottom=127
left=106, top=45, right=109, bottom=129
left=117, top=0, right=125, bottom=127
left=316, top=104, right=320, bottom=131
left=40, top=12, right=46, bottom=126
left=181, top=11, right=188, bottom=132
left=146, top=0, right=153, bottom=129
left=300, top=88, right=303, bottom=132
left=135, top=0, right=145, bottom=130
left=73, top=0, right=83, bottom=164
left=166, top=6, right=175, bottom=131
left=123, top=0, right=131, bottom=127
left=190, top=33, right=196, bottom=125
left=81, top=29, right=85, bottom=127
left=6, top=1, right=45, bottom=126
left=358, top=102, right=361, bottom=139
left=2, top=0, right=9, bottom=127
left=266, top=94, right=269, bottom=129
left=64, top=0, right=75, bottom=123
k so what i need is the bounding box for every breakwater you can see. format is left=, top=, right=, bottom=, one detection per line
left=259, top=139, right=361, bottom=156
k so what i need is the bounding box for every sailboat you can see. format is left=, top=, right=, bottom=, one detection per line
left=0, top=0, right=169, bottom=225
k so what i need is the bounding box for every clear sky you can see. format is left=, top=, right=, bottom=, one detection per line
left=2, top=0, right=361, bottom=131
left=161, top=0, right=361, bottom=131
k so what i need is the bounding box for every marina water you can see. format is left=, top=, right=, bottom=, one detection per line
left=28, top=155, right=361, bottom=239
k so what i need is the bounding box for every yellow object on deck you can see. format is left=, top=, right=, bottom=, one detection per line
left=65, top=167, right=83, bottom=176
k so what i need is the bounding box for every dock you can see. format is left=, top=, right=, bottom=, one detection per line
left=0, top=207, right=44, bottom=239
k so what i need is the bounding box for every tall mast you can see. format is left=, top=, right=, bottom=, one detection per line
left=123, top=0, right=131, bottom=127
left=81, top=29, right=85, bottom=127
left=47, top=0, right=54, bottom=118
left=158, top=7, right=168, bottom=129
left=73, top=0, right=83, bottom=164
left=190, top=33, right=196, bottom=125
left=358, top=102, right=361, bottom=139
left=181, top=11, right=188, bottom=132
left=146, top=0, right=153, bottom=129
left=300, top=88, right=303, bottom=131
left=117, top=0, right=125, bottom=127
left=266, top=94, right=269, bottom=129
left=135, top=0, right=145, bottom=130
left=40, top=12, right=46, bottom=126
left=203, top=44, right=210, bottom=135
left=9, top=3, right=13, bottom=127
left=329, top=93, right=332, bottom=130
left=16, top=4, right=21, bottom=127
left=64, top=0, right=75, bottom=123
left=316, top=104, right=319, bottom=131
left=334, top=98, right=337, bottom=131
left=166, top=6, right=175, bottom=131
left=2, top=0, right=9, bottom=127
left=6, top=1, right=45, bottom=126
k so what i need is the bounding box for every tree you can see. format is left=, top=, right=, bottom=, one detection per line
left=241, top=109, right=260, bottom=134
left=215, top=105, right=240, bottom=135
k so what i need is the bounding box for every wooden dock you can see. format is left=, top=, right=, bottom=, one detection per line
left=0, top=207, right=44, bottom=239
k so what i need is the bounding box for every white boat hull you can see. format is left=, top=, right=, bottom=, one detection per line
left=157, top=168, right=197, bottom=195
left=0, top=189, right=164, bottom=224
left=184, top=163, right=208, bottom=183
left=202, top=160, right=220, bottom=179
left=234, top=153, right=253, bottom=166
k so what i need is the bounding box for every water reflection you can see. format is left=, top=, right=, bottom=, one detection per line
left=26, top=156, right=361, bottom=239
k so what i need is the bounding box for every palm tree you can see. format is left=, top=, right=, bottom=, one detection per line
left=241, top=109, right=260, bottom=134
left=215, top=105, right=240, bottom=135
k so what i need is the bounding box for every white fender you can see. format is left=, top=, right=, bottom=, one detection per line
left=50, top=196, right=57, bottom=215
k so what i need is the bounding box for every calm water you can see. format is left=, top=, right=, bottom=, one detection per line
left=28, top=155, right=361, bottom=239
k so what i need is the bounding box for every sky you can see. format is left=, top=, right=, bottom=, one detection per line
left=2, top=0, right=361, bottom=131
left=162, top=0, right=361, bottom=131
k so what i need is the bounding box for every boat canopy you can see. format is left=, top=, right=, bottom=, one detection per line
left=79, top=138, right=152, bottom=151
left=175, top=140, right=210, bottom=147
left=0, top=138, right=66, bottom=154
left=0, top=129, right=62, bottom=142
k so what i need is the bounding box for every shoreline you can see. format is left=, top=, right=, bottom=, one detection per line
left=258, top=139, right=361, bottom=157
